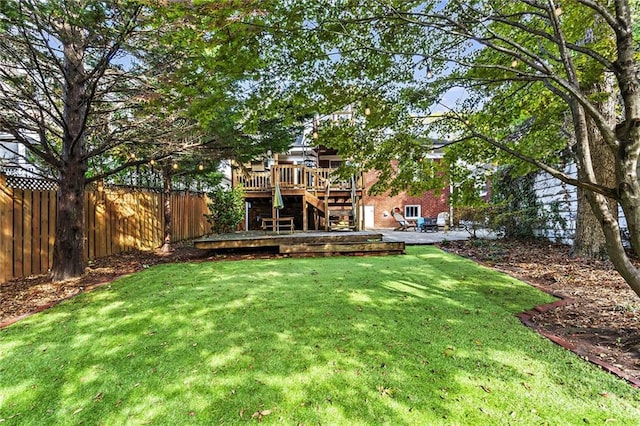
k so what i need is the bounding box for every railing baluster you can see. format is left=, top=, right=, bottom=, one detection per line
left=236, top=165, right=362, bottom=192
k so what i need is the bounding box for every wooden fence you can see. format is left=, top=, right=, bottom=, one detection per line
left=0, top=174, right=210, bottom=284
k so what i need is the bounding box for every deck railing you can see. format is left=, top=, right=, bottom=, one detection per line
left=233, top=165, right=363, bottom=192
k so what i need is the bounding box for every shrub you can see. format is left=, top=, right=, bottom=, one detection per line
left=205, top=185, right=246, bottom=234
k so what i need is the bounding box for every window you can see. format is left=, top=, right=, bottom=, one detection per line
left=405, top=205, right=421, bottom=219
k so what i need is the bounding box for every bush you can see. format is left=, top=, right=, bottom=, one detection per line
left=453, top=168, right=549, bottom=239
left=205, top=185, right=246, bottom=234
left=455, top=204, right=497, bottom=238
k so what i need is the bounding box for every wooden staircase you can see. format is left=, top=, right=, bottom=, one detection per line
left=304, top=177, right=359, bottom=231
left=305, top=178, right=359, bottom=231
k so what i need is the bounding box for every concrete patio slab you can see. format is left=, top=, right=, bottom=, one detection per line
left=375, top=228, right=496, bottom=244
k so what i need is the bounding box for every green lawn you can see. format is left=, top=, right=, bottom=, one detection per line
left=1, top=246, right=638, bottom=425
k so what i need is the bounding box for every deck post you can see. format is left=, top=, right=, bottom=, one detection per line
left=302, top=194, right=308, bottom=231
left=271, top=168, right=276, bottom=220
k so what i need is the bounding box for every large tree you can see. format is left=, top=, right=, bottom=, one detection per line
left=0, top=0, right=168, bottom=280
left=0, top=0, right=294, bottom=280
left=248, top=1, right=640, bottom=295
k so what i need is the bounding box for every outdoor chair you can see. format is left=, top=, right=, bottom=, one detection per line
left=419, top=217, right=438, bottom=232
left=436, top=212, right=450, bottom=230
left=393, top=212, right=418, bottom=231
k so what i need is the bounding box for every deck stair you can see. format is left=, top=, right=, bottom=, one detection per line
left=279, top=241, right=404, bottom=256
left=324, top=176, right=359, bottom=231
left=305, top=192, right=325, bottom=212
left=326, top=208, right=356, bottom=231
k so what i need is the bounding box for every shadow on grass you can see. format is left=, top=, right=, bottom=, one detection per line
left=1, top=246, right=639, bottom=424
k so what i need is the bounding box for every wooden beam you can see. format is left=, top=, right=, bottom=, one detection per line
left=279, top=241, right=405, bottom=254
left=193, top=232, right=384, bottom=250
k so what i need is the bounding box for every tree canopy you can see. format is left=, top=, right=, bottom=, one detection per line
left=237, top=0, right=640, bottom=295
left=0, top=0, right=297, bottom=279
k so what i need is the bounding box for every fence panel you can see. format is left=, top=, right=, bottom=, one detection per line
left=0, top=176, right=210, bottom=284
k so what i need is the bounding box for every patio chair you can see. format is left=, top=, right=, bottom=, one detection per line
left=393, top=211, right=418, bottom=231
left=436, top=212, right=450, bottom=230
left=419, top=217, right=438, bottom=232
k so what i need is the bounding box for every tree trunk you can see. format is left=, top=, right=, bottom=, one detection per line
left=51, top=21, right=88, bottom=280
left=572, top=76, right=617, bottom=259
left=51, top=166, right=86, bottom=280
left=570, top=97, right=640, bottom=298
left=161, top=168, right=173, bottom=253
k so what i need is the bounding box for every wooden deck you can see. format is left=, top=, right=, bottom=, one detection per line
left=234, top=165, right=364, bottom=231
left=193, top=231, right=405, bottom=256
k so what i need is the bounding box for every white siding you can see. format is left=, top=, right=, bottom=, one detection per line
left=533, top=163, right=628, bottom=245
left=533, top=164, right=576, bottom=244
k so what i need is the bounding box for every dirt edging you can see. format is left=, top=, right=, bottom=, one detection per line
left=516, top=280, right=640, bottom=389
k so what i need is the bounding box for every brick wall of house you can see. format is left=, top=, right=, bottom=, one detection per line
left=361, top=169, right=450, bottom=229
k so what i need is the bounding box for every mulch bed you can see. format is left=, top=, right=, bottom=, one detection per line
left=438, top=239, right=640, bottom=387
left=1, top=239, right=639, bottom=387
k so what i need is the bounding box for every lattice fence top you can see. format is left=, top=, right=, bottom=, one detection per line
left=1, top=173, right=208, bottom=194
left=5, top=175, right=58, bottom=191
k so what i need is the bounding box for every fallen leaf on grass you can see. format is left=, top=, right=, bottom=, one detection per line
left=480, top=385, right=491, bottom=393
left=251, top=409, right=272, bottom=421
left=377, top=385, right=393, bottom=397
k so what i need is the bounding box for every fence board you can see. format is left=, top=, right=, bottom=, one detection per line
left=0, top=176, right=209, bottom=284
left=85, top=192, right=93, bottom=261
left=39, top=192, right=51, bottom=274
left=48, top=191, right=55, bottom=269
left=23, top=190, right=33, bottom=277
left=0, top=176, right=13, bottom=283
left=96, top=191, right=107, bottom=258
left=13, top=189, right=24, bottom=278
left=32, top=191, right=41, bottom=275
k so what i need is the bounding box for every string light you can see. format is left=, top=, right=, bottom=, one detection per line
left=172, top=163, right=178, bottom=170
left=364, top=104, right=371, bottom=116
left=426, top=65, right=433, bottom=79
left=511, top=59, right=519, bottom=67
left=149, top=159, right=156, bottom=166
left=554, top=6, right=562, bottom=16
left=198, top=164, right=204, bottom=171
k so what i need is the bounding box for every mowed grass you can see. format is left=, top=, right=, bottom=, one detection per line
left=1, top=246, right=639, bottom=425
